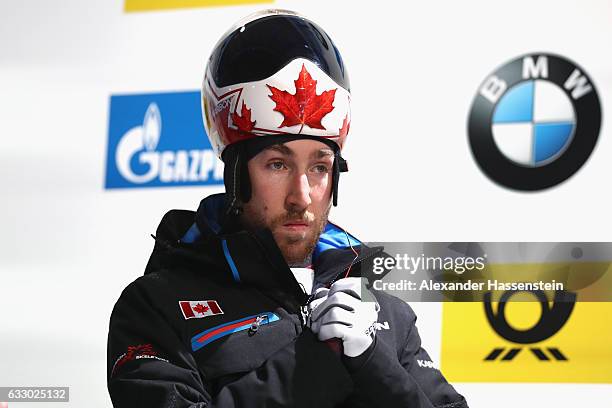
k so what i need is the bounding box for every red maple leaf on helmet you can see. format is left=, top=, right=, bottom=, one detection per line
left=193, top=303, right=209, bottom=314
left=231, top=101, right=256, bottom=132
left=267, top=64, right=336, bottom=133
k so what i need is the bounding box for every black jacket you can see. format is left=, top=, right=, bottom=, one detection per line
left=107, top=193, right=468, bottom=408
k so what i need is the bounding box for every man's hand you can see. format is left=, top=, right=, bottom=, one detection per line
left=308, top=278, right=379, bottom=357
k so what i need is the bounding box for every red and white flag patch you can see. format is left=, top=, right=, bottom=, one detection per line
left=179, top=300, right=224, bottom=320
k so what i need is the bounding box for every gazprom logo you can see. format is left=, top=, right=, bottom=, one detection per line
left=105, top=91, right=223, bottom=189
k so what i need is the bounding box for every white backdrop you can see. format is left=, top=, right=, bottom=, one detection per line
left=1, top=0, right=611, bottom=406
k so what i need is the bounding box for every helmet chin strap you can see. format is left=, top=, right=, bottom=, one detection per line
left=221, top=144, right=245, bottom=218
left=332, top=152, right=348, bottom=206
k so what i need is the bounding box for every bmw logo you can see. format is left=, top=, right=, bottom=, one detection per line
left=468, top=53, right=601, bottom=190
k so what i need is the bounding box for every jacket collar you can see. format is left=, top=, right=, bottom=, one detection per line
left=187, top=193, right=365, bottom=262
left=147, top=193, right=382, bottom=299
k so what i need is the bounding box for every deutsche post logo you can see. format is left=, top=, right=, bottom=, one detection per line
left=483, top=289, right=575, bottom=362
left=441, top=292, right=612, bottom=383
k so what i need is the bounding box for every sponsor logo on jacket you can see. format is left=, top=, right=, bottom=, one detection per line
left=417, top=359, right=438, bottom=369
left=111, top=343, right=169, bottom=376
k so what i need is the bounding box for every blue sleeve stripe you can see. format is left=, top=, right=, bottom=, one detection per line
left=222, top=239, right=241, bottom=283
left=191, top=312, right=280, bottom=351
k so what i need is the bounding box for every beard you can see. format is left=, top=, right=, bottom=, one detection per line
left=241, top=204, right=331, bottom=266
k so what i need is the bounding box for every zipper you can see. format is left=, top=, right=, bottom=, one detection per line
left=299, top=305, right=310, bottom=327
left=336, top=247, right=383, bottom=282
left=255, top=247, right=384, bottom=331
left=315, top=247, right=384, bottom=296
left=302, top=247, right=384, bottom=323
left=248, top=314, right=268, bottom=335
left=191, top=312, right=280, bottom=351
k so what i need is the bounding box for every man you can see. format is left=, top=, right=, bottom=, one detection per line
left=107, top=10, right=468, bottom=408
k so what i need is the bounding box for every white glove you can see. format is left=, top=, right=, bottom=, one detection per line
left=309, top=277, right=379, bottom=357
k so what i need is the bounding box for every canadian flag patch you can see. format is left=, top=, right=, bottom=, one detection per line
left=179, top=300, right=224, bottom=319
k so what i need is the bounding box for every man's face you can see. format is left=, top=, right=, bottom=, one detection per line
left=241, top=139, right=334, bottom=266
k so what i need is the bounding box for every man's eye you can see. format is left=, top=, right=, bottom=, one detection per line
left=269, top=161, right=285, bottom=170
left=312, top=164, right=330, bottom=173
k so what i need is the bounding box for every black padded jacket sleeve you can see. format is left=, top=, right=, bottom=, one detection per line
left=343, top=302, right=468, bottom=408
left=107, top=279, right=353, bottom=408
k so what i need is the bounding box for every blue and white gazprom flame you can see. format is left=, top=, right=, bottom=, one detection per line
left=115, top=103, right=162, bottom=184
left=105, top=91, right=224, bottom=189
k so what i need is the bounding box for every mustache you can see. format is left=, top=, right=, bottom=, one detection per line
left=271, top=211, right=315, bottom=227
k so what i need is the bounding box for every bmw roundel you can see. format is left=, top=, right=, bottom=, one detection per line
left=468, top=53, right=601, bottom=191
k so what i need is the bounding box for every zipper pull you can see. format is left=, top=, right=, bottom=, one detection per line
left=248, top=315, right=267, bottom=336
left=300, top=305, right=310, bottom=328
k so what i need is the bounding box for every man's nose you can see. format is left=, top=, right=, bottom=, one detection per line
left=286, top=171, right=312, bottom=211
